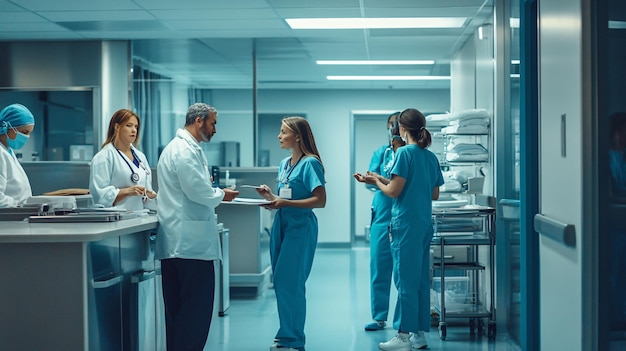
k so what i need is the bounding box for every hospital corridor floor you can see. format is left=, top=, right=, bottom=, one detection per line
left=204, top=246, right=520, bottom=351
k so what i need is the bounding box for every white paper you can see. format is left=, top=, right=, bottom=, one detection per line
left=239, top=185, right=263, bottom=189
left=229, top=197, right=271, bottom=205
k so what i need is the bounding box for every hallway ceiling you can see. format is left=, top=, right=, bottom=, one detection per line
left=0, top=0, right=493, bottom=89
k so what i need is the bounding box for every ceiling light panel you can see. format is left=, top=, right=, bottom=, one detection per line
left=286, top=17, right=467, bottom=29
left=327, top=76, right=450, bottom=80
left=317, top=60, right=434, bottom=65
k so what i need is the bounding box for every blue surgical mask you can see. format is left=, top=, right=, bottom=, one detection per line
left=7, top=127, right=29, bottom=150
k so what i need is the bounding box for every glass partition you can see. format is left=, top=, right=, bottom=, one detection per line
left=0, top=88, right=95, bottom=161
left=598, top=0, right=626, bottom=348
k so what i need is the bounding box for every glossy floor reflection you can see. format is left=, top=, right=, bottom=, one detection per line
left=205, top=247, right=520, bottom=351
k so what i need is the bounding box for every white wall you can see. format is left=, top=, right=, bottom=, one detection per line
left=208, top=88, right=450, bottom=244
left=451, top=38, right=477, bottom=113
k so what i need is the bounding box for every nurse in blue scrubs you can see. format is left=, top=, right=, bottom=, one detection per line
left=355, top=108, right=443, bottom=351
left=256, top=116, right=326, bottom=351
left=359, top=111, right=404, bottom=331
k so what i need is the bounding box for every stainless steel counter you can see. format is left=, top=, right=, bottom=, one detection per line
left=0, top=216, right=161, bottom=351
left=0, top=215, right=158, bottom=243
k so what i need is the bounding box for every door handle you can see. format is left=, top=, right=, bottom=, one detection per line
left=533, top=213, right=576, bottom=248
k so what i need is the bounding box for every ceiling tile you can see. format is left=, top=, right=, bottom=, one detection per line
left=0, top=0, right=493, bottom=89
left=40, top=10, right=156, bottom=22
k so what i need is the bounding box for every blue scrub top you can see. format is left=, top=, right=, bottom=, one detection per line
left=276, top=155, right=325, bottom=215
left=369, top=144, right=396, bottom=217
left=368, top=144, right=390, bottom=174
left=610, top=149, right=626, bottom=197
left=390, top=144, right=444, bottom=229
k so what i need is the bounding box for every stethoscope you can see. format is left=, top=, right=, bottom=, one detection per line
left=278, top=154, right=304, bottom=186
left=115, top=147, right=150, bottom=183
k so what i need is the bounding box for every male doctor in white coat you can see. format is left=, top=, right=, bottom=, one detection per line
left=156, top=103, right=239, bottom=351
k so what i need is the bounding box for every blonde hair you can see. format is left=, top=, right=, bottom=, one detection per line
left=282, top=116, right=324, bottom=171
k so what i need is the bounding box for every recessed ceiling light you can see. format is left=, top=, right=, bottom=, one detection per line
left=286, top=17, right=466, bottom=29
left=317, top=60, right=435, bottom=65
left=327, top=76, right=450, bottom=81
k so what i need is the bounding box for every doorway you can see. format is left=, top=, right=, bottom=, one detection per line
left=350, top=111, right=396, bottom=244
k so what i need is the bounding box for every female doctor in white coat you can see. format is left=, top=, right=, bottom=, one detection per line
left=89, top=109, right=156, bottom=211
left=0, top=103, right=36, bottom=208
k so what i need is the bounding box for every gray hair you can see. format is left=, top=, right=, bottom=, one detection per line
left=185, top=103, right=217, bottom=126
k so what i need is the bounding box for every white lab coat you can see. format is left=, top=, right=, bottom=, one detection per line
left=155, top=128, right=225, bottom=261
left=89, top=143, right=156, bottom=211
left=0, top=143, right=32, bottom=208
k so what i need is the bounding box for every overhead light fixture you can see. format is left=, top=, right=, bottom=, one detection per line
left=286, top=17, right=466, bottom=29
left=317, top=60, right=435, bottom=65
left=510, top=18, right=520, bottom=28
left=511, top=60, right=520, bottom=65
left=327, top=76, right=450, bottom=81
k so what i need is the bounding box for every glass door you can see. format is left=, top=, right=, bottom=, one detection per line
left=597, top=0, right=626, bottom=349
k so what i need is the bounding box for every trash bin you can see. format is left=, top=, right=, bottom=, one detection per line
left=218, top=226, right=230, bottom=316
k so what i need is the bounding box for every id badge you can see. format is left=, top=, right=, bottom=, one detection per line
left=279, top=185, right=292, bottom=199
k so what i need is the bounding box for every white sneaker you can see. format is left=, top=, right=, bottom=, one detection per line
left=269, top=344, right=297, bottom=351
left=378, top=333, right=412, bottom=351
left=409, top=331, right=428, bottom=349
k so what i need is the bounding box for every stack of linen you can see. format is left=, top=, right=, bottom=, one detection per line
left=440, top=109, right=490, bottom=135
left=445, top=142, right=489, bottom=162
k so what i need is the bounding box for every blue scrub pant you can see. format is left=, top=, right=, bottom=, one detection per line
left=610, top=226, right=626, bottom=328
left=270, top=210, right=318, bottom=350
left=391, top=224, right=432, bottom=333
left=161, top=258, right=215, bottom=351
left=369, top=206, right=398, bottom=324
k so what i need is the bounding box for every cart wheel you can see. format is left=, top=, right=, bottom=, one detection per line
left=469, top=318, right=476, bottom=334
left=488, top=322, right=496, bottom=340
left=439, top=324, right=447, bottom=340
left=477, top=318, right=485, bottom=334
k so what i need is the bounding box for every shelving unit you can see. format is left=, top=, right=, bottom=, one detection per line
left=430, top=207, right=496, bottom=340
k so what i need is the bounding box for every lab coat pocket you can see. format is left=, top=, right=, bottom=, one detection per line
left=180, top=220, right=220, bottom=260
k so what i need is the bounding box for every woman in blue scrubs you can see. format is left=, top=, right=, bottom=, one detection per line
left=359, top=112, right=404, bottom=331
left=355, top=108, right=443, bottom=351
left=256, top=116, right=326, bottom=351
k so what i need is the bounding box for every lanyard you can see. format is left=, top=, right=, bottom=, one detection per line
left=279, top=155, right=304, bottom=185
left=115, top=147, right=141, bottom=183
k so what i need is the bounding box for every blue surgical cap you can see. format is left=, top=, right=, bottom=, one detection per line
left=0, top=103, right=35, bottom=135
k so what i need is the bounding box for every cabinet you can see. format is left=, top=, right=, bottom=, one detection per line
left=216, top=203, right=272, bottom=297
left=0, top=217, right=160, bottom=351
left=430, top=207, right=496, bottom=340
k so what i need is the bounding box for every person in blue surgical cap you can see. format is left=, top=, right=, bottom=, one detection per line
left=0, top=103, right=35, bottom=208
left=256, top=116, right=326, bottom=351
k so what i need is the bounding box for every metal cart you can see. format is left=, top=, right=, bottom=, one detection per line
left=431, top=207, right=496, bottom=340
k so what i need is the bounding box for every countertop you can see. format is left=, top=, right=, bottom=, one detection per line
left=0, top=215, right=158, bottom=243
